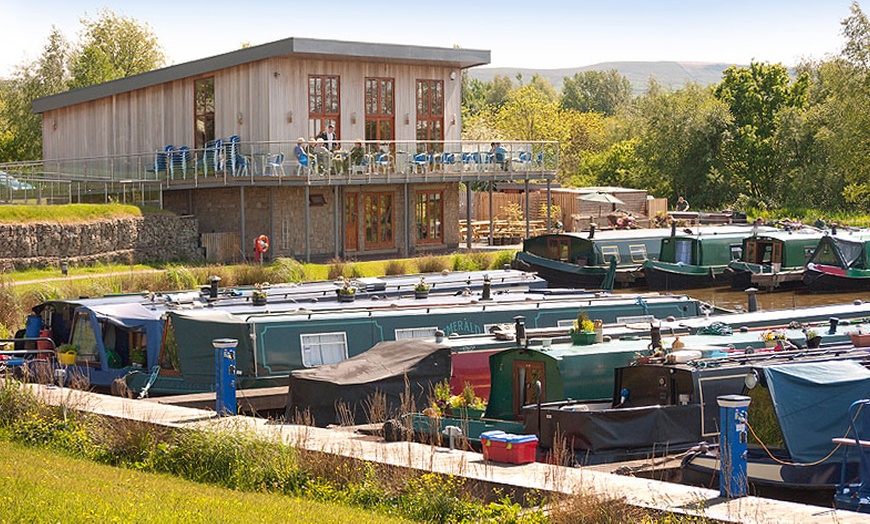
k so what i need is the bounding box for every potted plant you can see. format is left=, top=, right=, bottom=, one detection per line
left=130, top=347, right=147, bottom=367
left=849, top=328, right=870, bottom=347
left=414, top=277, right=430, bottom=299
left=337, top=278, right=356, bottom=303
left=760, top=328, right=787, bottom=348
left=251, top=283, right=268, bottom=306
left=570, top=309, right=596, bottom=345
left=56, top=343, right=77, bottom=366
left=804, top=328, right=822, bottom=349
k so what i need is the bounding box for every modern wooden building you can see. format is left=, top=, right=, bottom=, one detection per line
left=32, top=38, right=557, bottom=262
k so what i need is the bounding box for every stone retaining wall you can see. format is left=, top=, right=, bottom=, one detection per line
left=0, top=214, right=202, bottom=271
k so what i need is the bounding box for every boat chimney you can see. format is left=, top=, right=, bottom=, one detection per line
left=588, top=223, right=595, bottom=239
left=514, top=315, right=526, bottom=347
left=435, top=330, right=444, bottom=344
left=482, top=274, right=492, bottom=300
left=832, top=224, right=838, bottom=235
left=745, top=287, right=758, bottom=312
left=650, top=323, right=662, bottom=350
left=829, top=317, right=839, bottom=335
left=670, top=221, right=677, bottom=237
left=208, top=275, right=221, bottom=300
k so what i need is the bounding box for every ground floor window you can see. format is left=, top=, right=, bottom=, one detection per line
left=300, top=332, right=348, bottom=367
left=415, top=191, right=442, bottom=244
left=364, top=192, right=394, bottom=248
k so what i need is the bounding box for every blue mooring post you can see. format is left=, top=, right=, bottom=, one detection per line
left=718, top=394, right=752, bottom=498
left=213, top=338, right=238, bottom=416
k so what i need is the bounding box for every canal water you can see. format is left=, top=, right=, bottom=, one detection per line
left=618, top=286, right=870, bottom=314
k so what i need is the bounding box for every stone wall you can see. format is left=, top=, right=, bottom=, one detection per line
left=0, top=214, right=202, bottom=271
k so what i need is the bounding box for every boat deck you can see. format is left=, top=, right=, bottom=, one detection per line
left=26, top=383, right=868, bottom=523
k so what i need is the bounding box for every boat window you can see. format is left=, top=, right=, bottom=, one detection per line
left=628, top=244, right=648, bottom=262
left=70, top=311, right=100, bottom=364
left=395, top=327, right=438, bottom=340
left=300, top=332, right=348, bottom=367
left=557, top=319, right=575, bottom=327
left=600, top=245, right=620, bottom=264
left=729, top=244, right=743, bottom=261
left=674, top=240, right=692, bottom=264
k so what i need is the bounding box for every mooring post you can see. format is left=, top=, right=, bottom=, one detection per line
left=745, top=287, right=758, bottom=312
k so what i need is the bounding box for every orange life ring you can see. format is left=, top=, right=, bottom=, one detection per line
left=255, top=235, right=270, bottom=253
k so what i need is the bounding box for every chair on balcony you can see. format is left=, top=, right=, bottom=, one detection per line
left=235, top=153, right=250, bottom=176
left=412, top=153, right=429, bottom=173
left=462, top=152, right=481, bottom=171
left=266, top=152, right=286, bottom=176
left=439, top=152, right=456, bottom=171
left=514, top=151, right=532, bottom=171
left=148, top=145, right=173, bottom=177
left=374, top=152, right=392, bottom=173
left=198, top=139, right=223, bottom=176
left=225, top=135, right=241, bottom=176
left=170, top=146, right=191, bottom=179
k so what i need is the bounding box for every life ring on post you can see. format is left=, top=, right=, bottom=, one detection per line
left=254, top=235, right=270, bottom=261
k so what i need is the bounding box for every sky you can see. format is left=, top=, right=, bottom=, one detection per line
left=0, top=0, right=857, bottom=78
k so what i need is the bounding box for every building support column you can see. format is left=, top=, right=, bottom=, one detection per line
left=404, top=183, right=411, bottom=258
left=334, top=185, right=341, bottom=259
left=466, top=182, right=472, bottom=250
left=240, top=186, right=247, bottom=262
left=304, top=185, right=310, bottom=263
left=269, top=188, right=275, bottom=259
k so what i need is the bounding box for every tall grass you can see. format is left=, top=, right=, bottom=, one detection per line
left=0, top=203, right=143, bottom=224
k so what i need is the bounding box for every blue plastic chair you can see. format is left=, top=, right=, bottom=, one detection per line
left=412, top=153, right=429, bottom=173
left=375, top=152, right=392, bottom=173
left=170, top=146, right=191, bottom=179
left=266, top=152, right=286, bottom=176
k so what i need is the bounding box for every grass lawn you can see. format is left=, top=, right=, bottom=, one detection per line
left=0, top=440, right=410, bottom=524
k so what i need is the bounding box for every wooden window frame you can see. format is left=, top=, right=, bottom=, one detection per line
left=363, top=192, right=395, bottom=249
left=194, top=77, right=215, bottom=150
left=415, top=190, right=443, bottom=244
left=365, top=77, right=395, bottom=143
left=308, top=75, right=340, bottom=139
left=416, top=79, right=444, bottom=150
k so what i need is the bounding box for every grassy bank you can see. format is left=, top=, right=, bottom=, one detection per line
left=0, top=439, right=408, bottom=524
left=0, top=203, right=145, bottom=224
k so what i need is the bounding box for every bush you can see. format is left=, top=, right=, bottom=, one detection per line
left=383, top=259, right=408, bottom=275
left=451, top=251, right=492, bottom=272
left=415, top=255, right=448, bottom=273
left=267, top=258, right=306, bottom=283
left=164, top=266, right=198, bottom=290
left=489, top=250, right=516, bottom=270
left=327, top=258, right=348, bottom=280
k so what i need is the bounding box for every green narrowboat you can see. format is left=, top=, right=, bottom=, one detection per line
left=803, top=230, right=870, bottom=293
left=727, top=228, right=824, bottom=290
left=643, top=230, right=758, bottom=291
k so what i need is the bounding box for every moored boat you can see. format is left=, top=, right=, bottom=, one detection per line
left=643, top=229, right=765, bottom=291
left=803, top=231, right=870, bottom=293
left=727, top=228, right=824, bottom=290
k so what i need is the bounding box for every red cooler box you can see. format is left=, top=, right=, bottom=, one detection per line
left=480, top=431, right=538, bottom=464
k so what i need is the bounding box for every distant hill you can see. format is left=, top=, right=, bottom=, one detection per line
left=468, top=61, right=742, bottom=94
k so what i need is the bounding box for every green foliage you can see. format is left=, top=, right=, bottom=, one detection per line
left=164, top=266, right=198, bottom=290
left=414, top=254, right=449, bottom=273
left=383, top=259, right=408, bottom=275
left=0, top=203, right=142, bottom=224
left=560, top=69, right=633, bottom=116
left=266, top=257, right=306, bottom=283
left=489, top=250, right=517, bottom=270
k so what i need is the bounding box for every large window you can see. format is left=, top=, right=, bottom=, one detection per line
left=309, top=75, right=340, bottom=139
left=364, top=192, right=394, bottom=249
left=365, top=78, right=394, bottom=143
left=194, top=77, right=215, bottom=150
left=416, top=191, right=442, bottom=244
left=416, top=79, right=443, bottom=148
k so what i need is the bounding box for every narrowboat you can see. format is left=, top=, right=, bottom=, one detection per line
left=803, top=231, right=870, bottom=293
left=122, top=291, right=708, bottom=396
left=642, top=230, right=761, bottom=291
left=727, top=228, right=824, bottom=290
left=514, top=225, right=761, bottom=289
left=680, top=359, right=870, bottom=506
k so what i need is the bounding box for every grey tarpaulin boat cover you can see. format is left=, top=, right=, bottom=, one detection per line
left=285, top=339, right=451, bottom=426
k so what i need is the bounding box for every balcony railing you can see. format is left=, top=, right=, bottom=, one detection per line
left=0, top=139, right=558, bottom=206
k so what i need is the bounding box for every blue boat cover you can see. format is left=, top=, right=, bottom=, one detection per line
left=764, top=360, right=870, bottom=462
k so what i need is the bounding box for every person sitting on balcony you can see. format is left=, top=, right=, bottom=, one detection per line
left=313, top=138, right=332, bottom=175
left=490, top=142, right=508, bottom=170
left=294, top=137, right=309, bottom=171
left=349, top=139, right=365, bottom=173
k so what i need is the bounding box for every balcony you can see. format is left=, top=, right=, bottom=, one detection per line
left=0, top=139, right=558, bottom=207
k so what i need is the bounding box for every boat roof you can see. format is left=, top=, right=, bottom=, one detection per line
left=539, top=224, right=762, bottom=243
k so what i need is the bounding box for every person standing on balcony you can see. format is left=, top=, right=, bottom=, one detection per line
left=318, top=124, right=338, bottom=151
left=675, top=196, right=690, bottom=212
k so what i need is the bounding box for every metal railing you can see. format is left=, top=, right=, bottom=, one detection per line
left=0, top=139, right=558, bottom=207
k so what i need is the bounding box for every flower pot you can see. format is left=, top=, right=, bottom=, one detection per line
left=57, top=351, right=76, bottom=366
left=806, top=336, right=822, bottom=349
left=851, top=333, right=870, bottom=347
left=570, top=331, right=596, bottom=346
left=763, top=339, right=780, bottom=348
left=252, top=295, right=267, bottom=306
left=338, top=293, right=355, bottom=303
left=415, top=290, right=429, bottom=299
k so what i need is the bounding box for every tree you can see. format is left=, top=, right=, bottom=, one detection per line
left=841, top=1, right=870, bottom=69
left=67, top=9, right=164, bottom=89
left=714, top=62, right=810, bottom=207
left=560, top=69, right=632, bottom=116
left=486, top=75, right=515, bottom=108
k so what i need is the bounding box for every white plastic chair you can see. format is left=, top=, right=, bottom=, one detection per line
left=265, top=152, right=285, bottom=176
